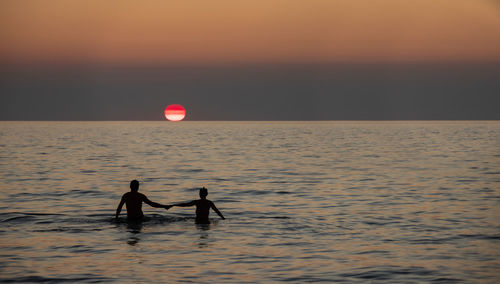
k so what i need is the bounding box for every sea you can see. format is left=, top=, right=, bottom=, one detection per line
left=1, top=121, right=499, bottom=283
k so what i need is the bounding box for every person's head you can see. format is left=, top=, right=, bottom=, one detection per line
left=130, top=180, right=139, bottom=192
left=199, top=187, right=208, bottom=199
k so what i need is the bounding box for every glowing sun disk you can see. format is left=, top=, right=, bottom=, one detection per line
left=164, top=104, right=186, bottom=121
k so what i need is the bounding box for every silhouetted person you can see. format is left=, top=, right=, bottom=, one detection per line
left=169, top=187, right=225, bottom=224
left=115, top=180, right=169, bottom=221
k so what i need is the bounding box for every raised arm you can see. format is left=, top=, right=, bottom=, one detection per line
left=142, top=195, right=168, bottom=208
left=210, top=201, right=225, bottom=220
left=171, top=200, right=196, bottom=207
left=115, top=195, right=126, bottom=219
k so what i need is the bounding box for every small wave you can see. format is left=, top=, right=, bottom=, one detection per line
left=240, top=189, right=272, bottom=195
left=68, top=189, right=104, bottom=196
left=0, top=275, right=112, bottom=283
left=178, top=168, right=204, bottom=173
left=216, top=198, right=240, bottom=203
left=113, top=215, right=196, bottom=225
left=32, top=227, right=103, bottom=233
left=355, top=250, right=390, bottom=255
left=406, top=237, right=458, bottom=244
left=457, top=179, right=478, bottom=183
left=0, top=212, right=64, bottom=223
left=8, top=212, right=64, bottom=216
left=255, top=215, right=291, bottom=219
left=1, top=215, right=34, bottom=223
left=340, top=266, right=437, bottom=281
left=457, top=234, right=500, bottom=240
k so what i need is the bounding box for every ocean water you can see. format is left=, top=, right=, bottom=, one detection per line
left=1, top=121, right=499, bottom=283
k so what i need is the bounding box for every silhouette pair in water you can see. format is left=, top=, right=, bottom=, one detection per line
left=115, top=180, right=225, bottom=223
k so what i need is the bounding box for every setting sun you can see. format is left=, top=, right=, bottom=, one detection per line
left=164, top=104, right=186, bottom=121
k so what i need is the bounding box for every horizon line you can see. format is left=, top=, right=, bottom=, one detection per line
left=1, top=120, right=499, bottom=123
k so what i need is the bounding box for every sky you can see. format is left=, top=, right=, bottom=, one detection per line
left=1, top=0, right=500, bottom=120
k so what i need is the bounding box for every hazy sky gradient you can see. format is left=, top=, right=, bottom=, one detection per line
left=1, top=0, right=500, bottom=64
left=2, top=64, right=499, bottom=120
left=1, top=1, right=499, bottom=120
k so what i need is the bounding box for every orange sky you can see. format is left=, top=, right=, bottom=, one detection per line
left=1, top=0, right=500, bottom=64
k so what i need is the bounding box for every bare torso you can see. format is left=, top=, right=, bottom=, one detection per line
left=122, top=192, right=146, bottom=219
left=170, top=195, right=224, bottom=224
left=195, top=199, right=214, bottom=223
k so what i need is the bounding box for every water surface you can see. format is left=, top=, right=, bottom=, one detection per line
left=1, top=121, right=499, bottom=282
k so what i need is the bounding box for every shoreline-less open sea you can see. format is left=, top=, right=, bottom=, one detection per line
left=1, top=121, right=499, bottom=283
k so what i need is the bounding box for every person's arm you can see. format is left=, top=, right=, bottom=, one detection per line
left=210, top=201, right=225, bottom=220
left=171, top=200, right=196, bottom=207
left=142, top=194, right=168, bottom=208
left=115, top=195, right=126, bottom=219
